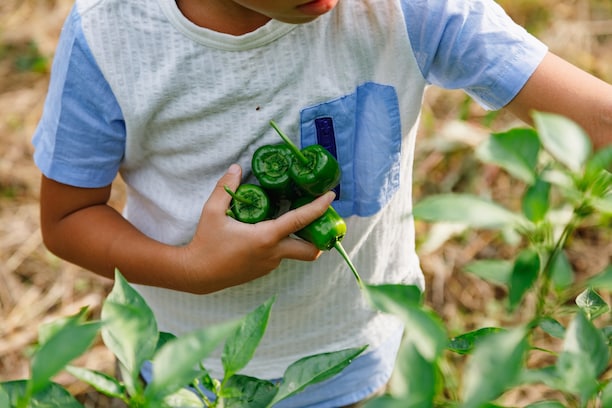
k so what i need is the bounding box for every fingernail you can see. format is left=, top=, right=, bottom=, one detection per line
left=228, top=164, right=240, bottom=174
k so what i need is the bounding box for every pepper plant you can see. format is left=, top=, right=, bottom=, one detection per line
left=361, top=112, right=611, bottom=407
left=0, top=270, right=366, bottom=407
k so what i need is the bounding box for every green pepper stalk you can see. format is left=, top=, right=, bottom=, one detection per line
left=333, top=240, right=364, bottom=290
left=291, top=196, right=364, bottom=289
left=269, top=120, right=341, bottom=197
left=251, top=143, right=295, bottom=199
left=224, top=184, right=274, bottom=224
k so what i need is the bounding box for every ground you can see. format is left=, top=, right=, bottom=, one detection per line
left=0, top=1, right=610, bottom=406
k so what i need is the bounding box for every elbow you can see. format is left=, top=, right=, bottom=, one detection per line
left=40, top=221, right=66, bottom=259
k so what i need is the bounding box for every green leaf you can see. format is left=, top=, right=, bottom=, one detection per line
left=533, top=111, right=591, bottom=172
left=412, top=193, right=523, bottom=229
left=65, top=366, right=126, bottom=400
left=586, top=168, right=612, bottom=197
left=146, top=320, right=239, bottom=400
left=156, top=331, right=177, bottom=352
left=575, top=288, right=610, bottom=321
left=556, top=352, right=599, bottom=401
left=601, top=380, right=612, bottom=408
left=586, top=265, right=612, bottom=290
left=508, top=249, right=541, bottom=312
left=30, top=314, right=101, bottom=394
left=522, top=177, right=551, bottom=222
left=462, top=328, right=528, bottom=408
left=222, top=297, right=275, bottom=379
left=364, top=284, right=448, bottom=362
left=0, top=380, right=84, bottom=408
left=557, top=312, right=609, bottom=400
left=403, top=308, right=448, bottom=363
left=549, top=250, right=574, bottom=291
left=222, top=375, right=277, bottom=408
left=537, top=317, right=566, bottom=339
left=0, top=388, right=8, bottom=408
left=388, top=341, right=437, bottom=406
left=592, top=195, right=612, bottom=214
left=363, top=395, right=407, bottom=408
left=585, top=144, right=612, bottom=174
left=101, top=270, right=158, bottom=394
left=163, top=388, right=205, bottom=407
left=37, top=307, right=90, bottom=345
left=520, top=365, right=559, bottom=389
left=269, top=346, right=367, bottom=406
left=418, top=222, right=469, bottom=254
left=448, top=327, right=504, bottom=355
left=476, top=128, right=540, bottom=184
left=196, top=369, right=218, bottom=397
left=366, top=285, right=446, bottom=362
left=365, top=283, right=423, bottom=313
left=602, top=326, right=612, bottom=345
left=525, top=401, right=566, bottom=408
left=463, top=259, right=513, bottom=285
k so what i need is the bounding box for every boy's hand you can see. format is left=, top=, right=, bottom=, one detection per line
left=180, top=164, right=336, bottom=293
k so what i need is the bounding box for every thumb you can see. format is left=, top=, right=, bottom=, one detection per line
left=208, top=164, right=242, bottom=213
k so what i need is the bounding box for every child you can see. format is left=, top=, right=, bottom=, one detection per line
left=33, top=0, right=611, bottom=406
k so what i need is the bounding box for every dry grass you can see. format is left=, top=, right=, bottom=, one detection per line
left=0, top=1, right=610, bottom=406
left=1, top=2, right=124, bottom=406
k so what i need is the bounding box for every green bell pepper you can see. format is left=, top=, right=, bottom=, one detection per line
left=224, top=184, right=275, bottom=224
left=251, top=143, right=295, bottom=199
left=269, top=120, right=341, bottom=197
left=290, top=196, right=346, bottom=251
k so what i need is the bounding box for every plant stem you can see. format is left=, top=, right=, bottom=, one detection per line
left=333, top=242, right=365, bottom=290
left=224, top=185, right=255, bottom=206
left=269, top=120, right=309, bottom=165
left=191, top=378, right=212, bottom=407
left=534, top=216, right=579, bottom=319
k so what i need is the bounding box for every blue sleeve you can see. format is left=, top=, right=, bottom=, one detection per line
left=32, top=6, right=126, bottom=188
left=400, top=0, right=548, bottom=110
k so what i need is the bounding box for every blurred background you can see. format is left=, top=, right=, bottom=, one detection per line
left=0, top=0, right=610, bottom=406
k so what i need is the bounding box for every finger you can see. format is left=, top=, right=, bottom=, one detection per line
left=277, top=236, right=322, bottom=261
left=206, top=164, right=242, bottom=214
left=271, top=191, right=336, bottom=238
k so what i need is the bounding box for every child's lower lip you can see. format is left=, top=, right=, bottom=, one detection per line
left=296, top=0, right=335, bottom=16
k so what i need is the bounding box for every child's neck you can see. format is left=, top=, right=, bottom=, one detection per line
left=176, top=0, right=271, bottom=35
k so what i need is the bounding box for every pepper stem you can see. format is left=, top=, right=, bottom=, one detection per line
left=224, top=185, right=256, bottom=206
left=269, top=120, right=309, bottom=165
left=333, top=241, right=365, bottom=290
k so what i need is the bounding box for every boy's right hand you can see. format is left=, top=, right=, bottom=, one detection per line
left=180, top=164, right=336, bottom=294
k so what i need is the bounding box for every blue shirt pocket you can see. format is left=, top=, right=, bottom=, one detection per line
left=300, top=82, right=402, bottom=218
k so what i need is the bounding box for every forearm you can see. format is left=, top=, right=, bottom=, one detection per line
left=506, top=52, right=612, bottom=150
left=41, top=196, right=193, bottom=292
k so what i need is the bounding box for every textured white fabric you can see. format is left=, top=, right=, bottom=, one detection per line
left=76, top=0, right=426, bottom=378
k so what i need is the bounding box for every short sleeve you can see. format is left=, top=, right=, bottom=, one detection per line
left=400, top=0, right=548, bottom=110
left=32, top=6, right=126, bottom=188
